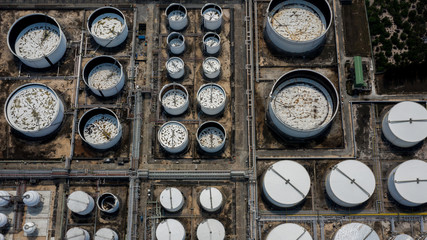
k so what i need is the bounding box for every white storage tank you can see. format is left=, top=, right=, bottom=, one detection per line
left=66, top=227, right=90, bottom=240
left=197, top=83, right=226, bottom=116
left=203, top=32, right=221, bottom=55
left=197, top=219, right=225, bottom=240
left=167, top=32, right=186, bottom=55
left=95, top=228, right=118, bottom=240
left=201, top=3, right=223, bottom=31
left=165, top=3, right=188, bottom=31
left=159, top=83, right=189, bottom=116
left=82, top=55, right=125, bottom=98
left=262, top=160, right=311, bottom=208
left=203, top=57, right=221, bottom=79
left=160, top=187, right=184, bottom=212
left=4, top=83, right=65, bottom=138
left=0, top=234, right=4, bottom=240
left=266, top=223, right=312, bottom=240
left=23, top=222, right=37, bottom=234
left=67, top=191, right=95, bottom=215
left=87, top=7, right=128, bottom=48
left=394, top=234, right=413, bottom=240
left=264, top=0, right=332, bottom=56
left=0, top=191, right=11, bottom=207
left=78, top=108, right=123, bottom=150
left=388, top=160, right=427, bottom=207
left=156, top=219, right=186, bottom=240
left=199, top=187, right=223, bottom=212
left=325, top=160, right=376, bottom=207
left=267, top=69, right=339, bottom=139
left=7, top=13, right=67, bottom=69
left=158, top=121, right=189, bottom=154
left=382, top=101, right=427, bottom=148
left=166, top=57, right=185, bottom=80
left=0, top=213, right=8, bottom=228
left=333, top=223, right=379, bottom=240
left=196, top=121, right=226, bottom=154
left=23, top=191, right=41, bottom=207
left=97, top=192, right=119, bottom=214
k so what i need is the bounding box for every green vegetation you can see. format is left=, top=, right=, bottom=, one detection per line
left=366, top=0, right=426, bottom=74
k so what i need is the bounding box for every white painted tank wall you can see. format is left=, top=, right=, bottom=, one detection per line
left=66, top=227, right=90, bottom=240
left=67, top=191, right=95, bottom=215
left=266, top=223, right=313, bottom=240
left=267, top=70, right=338, bottom=139
left=165, top=3, right=188, bottom=31
left=88, top=7, right=128, bottom=48
left=203, top=57, right=221, bottom=79
left=23, top=191, right=41, bottom=207
left=159, top=83, right=189, bottom=116
left=0, top=234, right=4, bottom=240
left=394, top=234, right=414, bottom=240
left=196, top=121, right=226, bottom=154
left=203, top=32, right=221, bottom=55
left=167, top=32, right=186, bottom=55
left=264, top=0, right=332, bottom=55
left=156, top=219, right=186, bottom=240
left=196, top=219, right=225, bottom=240
left=0, top=191, right=11, bottom=207
left=333, top=223, right=380, bottom=240
left=4, top=83, right=65, bottom=138
left=0, top=213, right=8, bottom=228
left=160, top=187, right=184, bottom=212
left=23, top=222, right=37, bottom=234
left=201, top=4, right=223, bottom=31
left=78, top=108, right=123, bottom=150
left=388, top=160, right=427, bottom=207
left=7, top=14, right=67, bottom=68
left=95, top=228, right=118, bottom=240
left=158, top=121, right=189, bottom=154
left=97, top=193, right=119, bottom=214
left=82, top=56, right=125, bottom=98
left=166, top=57, right=185, bottom=79
left=197, top=83, right=226, bottom=116
left=199, top=187, right=223, bottom=212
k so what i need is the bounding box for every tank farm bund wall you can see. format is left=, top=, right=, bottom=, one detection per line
left=0, top=1, right=426, bottom=240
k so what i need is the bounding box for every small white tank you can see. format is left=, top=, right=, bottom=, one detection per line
left=262, top=160, right=311, bottom=208
left=0, top=191, right=11, bottom=207
left=196, top=219, right=225, bottom=240
left=23, top=222, right=37, bottom=234
left=0, top=213, right=8, bottom=228
left=159, top=83, right=189, bottom=116
left=82, top=55, right=125, bottom=98
left=160, top=187, right=184, bottom=212
left=197, top=83, right=226, bottom=116
left=165, top=3, right=188, bottom=31
left=156, top=219, right=185, bottom=240
left=203, top=32, right=221, bottom=55
left=66, top=227, right=90, bottom=240
left=199, top=187, right=223, bottom=212
left=95, top=228, right=118, bottom=240
left=0, top=233, right=4, bottom=240
left=167, top=32, right=186, bottom=55
left=67, top=191, right=95, bottom=215
left=203, top=57, right=221, bottom=79
left=382, top=101, right=427, bottom=148
left=325, top=160, right=376, bottom=207
left=4, top=83, right=65, bottom=138
left=78, top=108, right=123, bottom=150
left=23, top=191, right=41, bottom=207
left=97, top=193, right=119, bottom=214
left=201, top=4, right=223, bottom=31
left=196, top=121, right=226, bottom=154
left=266, top=223, right=312, bottom=240
left=158, top=121, right=189, bottom=154
left=393, top=234, right=413, bottom=240
left=7, top=13, right=67, bottom=68
left=87, top=7, right=128, bottom=48
left=388, top=160, right=427, bottom=207
left=166, top=57, right=185, bottom=80
left=333, top=223, right=379, bottom=240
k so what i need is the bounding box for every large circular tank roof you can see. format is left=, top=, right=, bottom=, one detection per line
left=326, top=160, right=376, bottom=207
left=384, top=101, right=427, bottom=146
left=95, top=228, right=118, bottom=240
left=156, top=219, right=186, bottom=240
left=159, top=83, right=189, bottom=116
left=23, top=191, right=41, bottom=207
left=0, top=191, right=11, bottom=207
left=333, top=223, right=379, bottom=240
left=394, top=234, right=413, bottom=240
left=262, top=160, right=311, bottom=208
left=267, top=69, right=339, bottom=139
left=160, top=187, right=184, bottom=212
left=67, top=191, right=95, bottom=215
left=66, top=227, right=90, bottom=240
left=158, top=121, right=189, bottom=154
left=199, top=187, right=223, bottom=212
left=196, top=219, right=225, bottom=240
left=197, top=121, right=227, bottom=154
left=388, top=160, right=427, bottom=206
left=266, top=223, right=312, bottom=240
